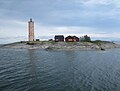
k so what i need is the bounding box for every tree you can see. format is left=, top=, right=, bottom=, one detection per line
left=84, top=35, right=91, bottom=42
left=81, top=35, right=91, bottom=42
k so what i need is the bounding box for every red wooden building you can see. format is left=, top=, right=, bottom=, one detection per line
left=65, top=36, right=79, bottom=42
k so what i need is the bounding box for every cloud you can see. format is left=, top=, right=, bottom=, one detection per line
left=35, top=23, right=120, bottom=40
left=0, top=0, right=120, bottom=43
left=0, top=18, right=120, bottom=44
left=0, top=19, right=27, bottom=38
left=77, top=0, right=120, bottom=6
left=79, top=0, right=111, bottom=5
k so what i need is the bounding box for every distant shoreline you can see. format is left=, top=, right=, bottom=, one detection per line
left=0, top=41, right=120, bottom=51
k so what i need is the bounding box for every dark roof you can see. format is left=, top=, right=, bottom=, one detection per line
left=65, top=36, right=79, bottom=39
left=73, top=36, right=79, bottom=39
left=65, top=36, right=73, bottom=39
left=55, top=35, right=64, bottom=39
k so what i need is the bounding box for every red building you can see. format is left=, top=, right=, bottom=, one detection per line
left=65, top=36, right=79, bottom=42
left=73, top=36, right=79, bottom=42
left=65, top=36, right=74, bottom=42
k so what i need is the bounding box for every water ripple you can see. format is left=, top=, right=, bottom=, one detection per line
left=0, top=49, right=120, bottom=91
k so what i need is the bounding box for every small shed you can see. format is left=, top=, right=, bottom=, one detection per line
left=54, top=35, right=64, bottom=42
left=36, top=39, right=40, bottom=41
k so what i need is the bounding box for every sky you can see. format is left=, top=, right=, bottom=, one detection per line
left=0, top=0, right=120, bottom=44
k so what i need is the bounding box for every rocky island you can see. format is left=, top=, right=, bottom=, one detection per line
left=0, top=40, right=120, bottom=51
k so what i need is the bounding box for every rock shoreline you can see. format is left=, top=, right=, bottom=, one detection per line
left=0, top=41, right=120, bottom=51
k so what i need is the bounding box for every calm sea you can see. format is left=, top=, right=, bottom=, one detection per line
left=0, top=48, right=120, bottom=91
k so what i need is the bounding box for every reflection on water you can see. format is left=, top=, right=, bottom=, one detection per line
left=29, top=49, right=39, bottom=77
left=27, top=49, right=39, bottom=90
left=0, top=49, right=120, bottom=91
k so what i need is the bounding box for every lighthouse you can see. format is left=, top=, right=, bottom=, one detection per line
left=28, top=18, right=35, bottom=41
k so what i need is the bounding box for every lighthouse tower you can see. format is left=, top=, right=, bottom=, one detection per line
left=28, top=18, right=35, bottom=41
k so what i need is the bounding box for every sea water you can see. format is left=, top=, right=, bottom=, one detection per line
left=0, top=48, right=120, bottom=91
